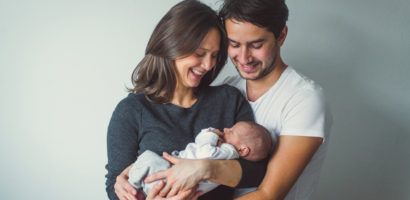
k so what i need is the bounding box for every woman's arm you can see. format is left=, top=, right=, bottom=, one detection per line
left=105, top=98, right=141, bottom=200
left=144, top=152, right=267, bottom=197
left=144, top=154, right=241, bottom=196
left=236, top=135, right=323, bottom=200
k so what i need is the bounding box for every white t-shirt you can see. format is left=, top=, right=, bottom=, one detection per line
left=224, top=66, right=332, bottom=200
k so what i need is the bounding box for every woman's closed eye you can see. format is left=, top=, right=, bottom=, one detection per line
left=195, top=52, right=206, bottom=57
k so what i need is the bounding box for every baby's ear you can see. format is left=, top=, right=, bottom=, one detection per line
left=238, top=146, right=250, bottom=157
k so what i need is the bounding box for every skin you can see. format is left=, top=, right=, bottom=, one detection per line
left=226, top=20, right=279, bottom=82
left=172, top=28, right=220, bottom=108
left=113, top=28, right=221, bottom=200
left=223, top=122, right=251, bottom=157
left=225, top=19, right=288, bottom=102
left=146, top=19, right=324, bottom=200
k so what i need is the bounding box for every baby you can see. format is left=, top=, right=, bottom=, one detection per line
left=128, top=121, right=272, bottom=196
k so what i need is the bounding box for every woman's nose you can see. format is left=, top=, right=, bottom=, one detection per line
left=201, top=55, right=214, bottom=71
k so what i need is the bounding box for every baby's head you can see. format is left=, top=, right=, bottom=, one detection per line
left=223, top=121, right=272, bottom=161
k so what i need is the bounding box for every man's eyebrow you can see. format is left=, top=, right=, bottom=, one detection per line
left=248, top=39, right=265, bottom=44
left=228, top=38, right=265, bottom=45
left=228, top=38, right=239, bottom=43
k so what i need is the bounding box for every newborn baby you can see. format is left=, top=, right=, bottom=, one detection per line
left=128, top=121, right=272, bottom=196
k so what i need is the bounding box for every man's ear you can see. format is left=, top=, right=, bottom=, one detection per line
left=238, top=145, right=250, bottom=157
left=277, top=26, right=288, bottom=47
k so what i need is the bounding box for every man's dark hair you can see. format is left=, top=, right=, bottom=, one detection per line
left=219, top=0, right=289, bottom=38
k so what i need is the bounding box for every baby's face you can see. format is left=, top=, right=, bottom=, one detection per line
left=223, top=123, right=247, bottom=149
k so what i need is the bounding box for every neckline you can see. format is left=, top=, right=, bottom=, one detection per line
left=165, top=91, right=203, bottom=111
left=245, top=66, right=292, bottom=104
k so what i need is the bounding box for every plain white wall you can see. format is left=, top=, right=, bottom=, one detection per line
left=0, top=0, right=409, bottom=199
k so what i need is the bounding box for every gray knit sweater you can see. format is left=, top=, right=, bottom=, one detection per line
left=105, top=84, right=267, bottom=200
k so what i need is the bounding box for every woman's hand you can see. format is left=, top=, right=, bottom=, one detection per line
left=144, top=152, right=210, bottom=198
left=114, top=163, right=145, bottom=200
left=146, top=180, right=202, bottom=200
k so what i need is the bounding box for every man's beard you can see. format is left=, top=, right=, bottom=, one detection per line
left=234, top=53, right=277, bottom=81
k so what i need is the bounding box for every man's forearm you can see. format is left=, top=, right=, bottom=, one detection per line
left=236, top=136, right=323, bottom=200
left=235, top=188, right=271, bottom=200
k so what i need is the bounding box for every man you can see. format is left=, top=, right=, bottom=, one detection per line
left=119, top=0, right=331, bottom=199
left=219, top=0, right=331, bottom=199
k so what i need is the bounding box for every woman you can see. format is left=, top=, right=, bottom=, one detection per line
left=105, top=1, right=266, bottom=200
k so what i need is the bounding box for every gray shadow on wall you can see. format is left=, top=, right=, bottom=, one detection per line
left=284, top=13, right=410, bottom=200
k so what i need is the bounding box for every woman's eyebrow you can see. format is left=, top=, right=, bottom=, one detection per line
left=198, top=47, right=219, bottom=52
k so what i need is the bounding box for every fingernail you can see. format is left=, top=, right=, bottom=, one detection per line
left=132, top=189, right=137, bottom=195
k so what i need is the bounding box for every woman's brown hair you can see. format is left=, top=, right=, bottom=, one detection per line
left=128, top=0, right=228, bottom=103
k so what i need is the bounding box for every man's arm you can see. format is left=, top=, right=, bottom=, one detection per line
left=236, top=135, right=323, bottom=200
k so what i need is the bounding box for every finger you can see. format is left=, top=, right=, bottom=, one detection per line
left=185, top=185, right=199, bottom=200
left=172, top=189, right=192, bottom=200
left=117, top=175, right=138, bottom=199
left=147, top=180, right=165, bottom=199
left=145, top=170, right=168, bottom=183
left=215, top=129, right=224, bottom=136
left=191, top=190, right=203, bottom=200
left=115, top=188, right=129, bottom=200
left=159, top=181, right=172, bottom=197
left=126, top=192, right=138, bottom=200
left=124, top=183, right=137, bottom=196
left=162, top=152, right=180, bottom=164
left=114, top=180, right=129, bottom=200
left=167, top=184, right=181, bottom=197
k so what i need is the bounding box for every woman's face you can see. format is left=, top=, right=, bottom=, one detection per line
left=174, top=28, right=221, bottom=90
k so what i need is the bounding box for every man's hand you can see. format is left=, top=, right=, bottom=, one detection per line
left=114, top=164, right=146, bottom=200
left=144, top=152, right=210, bottom=198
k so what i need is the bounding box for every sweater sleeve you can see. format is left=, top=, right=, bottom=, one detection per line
left=105, top=97, right=140, bottom=200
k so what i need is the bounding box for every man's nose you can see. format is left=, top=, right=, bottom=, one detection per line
left=238, top=47, right=251, bottom=64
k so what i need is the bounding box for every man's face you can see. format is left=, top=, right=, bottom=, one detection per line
left=225, top=19, right=279, bottom=80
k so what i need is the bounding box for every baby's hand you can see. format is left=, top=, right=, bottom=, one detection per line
left=209, top=128, right=224, bottom=137
left=217, top=136, right=224, bottom=147
left=209, top=129, right=225, bottom=146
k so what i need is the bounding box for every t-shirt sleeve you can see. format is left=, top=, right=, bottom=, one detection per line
left=281, top=88, right=326, bottom=139
left=105, top=98, right=140, bottom=200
